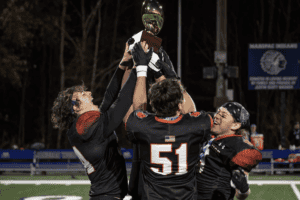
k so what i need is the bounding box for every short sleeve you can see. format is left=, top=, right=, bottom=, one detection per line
left=230, top=149, right=262, bottom=172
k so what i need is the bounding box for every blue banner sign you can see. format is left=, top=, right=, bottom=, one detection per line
left=0, top=150, right=34, bottom=159
left=248, top=43, right=300, bottom=90
left=261, top=149, right=300, bottom=159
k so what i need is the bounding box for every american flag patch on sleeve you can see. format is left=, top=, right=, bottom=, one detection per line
left=165, top=135, right=175, bottom=142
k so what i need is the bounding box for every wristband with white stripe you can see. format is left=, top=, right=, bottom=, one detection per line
left=136, top=65, right=147, bottom=77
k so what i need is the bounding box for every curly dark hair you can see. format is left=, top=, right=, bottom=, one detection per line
left=148, top=78, right=186, bottom=118
left=51, top=83, right=87, bottom=131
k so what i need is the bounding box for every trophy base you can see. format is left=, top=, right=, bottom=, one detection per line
left=140, top=30, right=162, bottom=53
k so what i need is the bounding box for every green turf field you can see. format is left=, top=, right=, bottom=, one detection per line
left=1, top=175, right=300, bottom=200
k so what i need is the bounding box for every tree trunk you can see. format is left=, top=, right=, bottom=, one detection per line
left=57, top=0, right=67, bottom=149
left=47, top=46, right=54, bottom=149
left=18, top=68, right=28, bottom=147
left=284, top=0, right=292, bottom=42
left=109, top=0, right=121, bottom=64
left=91, top=8, right=102, bottom=93
left=40, top=45, right=47, bottom=144
left=258, top=0, right=264, bottom=41
left=268, top=0, right=275, bottom=41
left=81, top=0, right=87, bottom=80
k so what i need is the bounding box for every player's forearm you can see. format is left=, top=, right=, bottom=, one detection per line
left=133, top=76, right=147, bottom=111
left=181, top=91, right=196, bottom=114
left=104, top=69, right=137, bottom=136
left=99, top=67, right=126, bottom=113
left=155, top=75, right=166, bottom=82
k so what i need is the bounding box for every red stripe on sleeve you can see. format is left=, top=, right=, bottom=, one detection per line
left=231, top=149, right=262, bottom=168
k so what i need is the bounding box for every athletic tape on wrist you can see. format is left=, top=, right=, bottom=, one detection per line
left=136, top=65, right=147, bottom=77
left=137, top=71, right=147, bottom=77
left=136, top=65, right=147, bottom=72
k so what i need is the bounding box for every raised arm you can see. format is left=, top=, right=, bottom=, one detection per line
left=99, top=42, right=132, bottom=113
left=103, top=68, right=137, bottom=138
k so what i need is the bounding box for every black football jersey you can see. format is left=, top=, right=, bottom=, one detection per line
left=196, top=134, right=262, bottom=200
left=126, top=110, right=213, bottom=200
left=66, top=68, right=137, bottom=198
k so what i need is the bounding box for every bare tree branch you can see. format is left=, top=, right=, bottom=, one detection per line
left=57, top=0, right=67, bottom=149
left=268, top=0, right=274, bottom=40
left=53, top=22, right=81, bottom=53
left=95, top=59, right=121, bottom=90
left=95, top=59, right=121, bottom=80
left=284, top=0, right=292, bottom=42
left=86, top=0, right=102, bottom=31
left=109, top=0, right=121, bottom=63
left=81, top=0, right=87, bottom=76
left=91, top=9, right=102, bottom=93
left=259, top=0, right=264, bottom=41
left=69, top=1, right=81, bottom=18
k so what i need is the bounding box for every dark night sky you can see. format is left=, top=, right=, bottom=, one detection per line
left=1, top=0, right=300, bottom=149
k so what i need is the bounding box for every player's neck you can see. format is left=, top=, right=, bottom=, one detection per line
left=78, top=105, right=99, bottom=116
left=217, top=131, right=235, bottom=138
left=160, top=112, right=181, bottom=120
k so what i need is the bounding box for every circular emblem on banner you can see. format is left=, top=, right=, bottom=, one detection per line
left=20, top=195, right=82, bottom=200
left=260, top=50, right=287, bottom=75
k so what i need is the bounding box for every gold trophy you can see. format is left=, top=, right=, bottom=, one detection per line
left=128, top=0, right=164, bottom=53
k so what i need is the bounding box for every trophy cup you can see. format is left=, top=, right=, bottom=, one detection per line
left=128, top=0, right=164, bottom=53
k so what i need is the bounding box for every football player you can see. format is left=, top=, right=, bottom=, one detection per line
left=125, top=42, right=213, bottom=199
left=51, top=40, right=151, bottom=200
left=121, top=43, right=198, bottom=199
left=196, top=102, right=262, bottom=200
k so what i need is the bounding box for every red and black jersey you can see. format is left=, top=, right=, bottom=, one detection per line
left=197, top=134, right=262, bottom=200
left=67, top=68, right=137, bottom=198
left=126, top=110, right=213, bottom=200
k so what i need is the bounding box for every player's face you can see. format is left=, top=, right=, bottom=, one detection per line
left=72, top=91, right=94, bottom=111
left=295, top=124, right=300, bottom=129
left=211, top=107, right=236, bottom=135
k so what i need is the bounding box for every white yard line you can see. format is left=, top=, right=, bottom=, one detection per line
left=1, top=180, right=300, bottom=185
left=0, top=180, right=133, bottom=199
left=249, top=180, right=300, bottom=185
left=0, top=180, right=91, bottom=185
left=290, top=183, right=300, bottom=200
left=4, top=180, right=300, bottom=200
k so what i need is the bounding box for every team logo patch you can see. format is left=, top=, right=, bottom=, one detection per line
left=136, top=111, right=148, bottom=119
left=189, top=112, right=201, bottom=117
left=165, top=135, right=175, bottom=142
